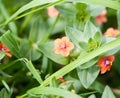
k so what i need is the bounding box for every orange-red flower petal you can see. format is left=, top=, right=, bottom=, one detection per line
left=0, top=42, right=12, bottom=58
left=103, top=27, right=120, bottom=37
left=54, top=36, right=74, bottom=57
left=98, top=55, right=115, bottom=74
left=57, top=77, right=67, bottom=84
left=95, top=9, right=107, bottom=25
left=47, top=6, right=59, bottom=17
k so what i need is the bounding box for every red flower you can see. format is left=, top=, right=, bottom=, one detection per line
left=103, top=27, right=120, bottom=37
left=57, top=77, right=67, bottom=84
left=95, top=9, right=107, bottom=25
left=47, top=6, right=59, bottom=17
left=54, top=37, right=74, bottom=57
left=98, top=55, right=115, bottom=74
left=0, top=42, right=12, bottom=57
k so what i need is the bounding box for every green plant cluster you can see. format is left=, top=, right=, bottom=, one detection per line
left=0, top=0, right=120, bottom=98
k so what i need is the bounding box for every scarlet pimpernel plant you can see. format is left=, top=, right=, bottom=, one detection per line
left=0, top=0, right=120, bottom=98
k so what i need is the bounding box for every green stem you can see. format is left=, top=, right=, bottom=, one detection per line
left=40, top=37, right=120, bottom=87
left=15, top=0, right=65, bottom=20
left=16, top=94, right=27, bottom=98
left=40, top=14, right=60, bottom=44
left=22, top=58, right=43, bottom=84
left=117, top=11, right=120, bottom=30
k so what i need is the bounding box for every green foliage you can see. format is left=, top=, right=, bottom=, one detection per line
left=0, top=31, right=20, bottom=58
left=0, top=0, right=120, bottom=98
left=0, top=88, right=11, bottom=98
left=68, top=0, right=120, bottom=10
left=102, top=86, right=116, bottom=98
left=0, top=52, right=5, bottom=60
left=23, top=58, right=43, bottom=84
left=20, top=39, right=42, bottom=61
left=77, top=65, right=100, bottom=88
left=27, top=86, right=82, bottom=98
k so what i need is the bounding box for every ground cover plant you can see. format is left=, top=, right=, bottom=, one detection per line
left=0, top=0, right=120, bottom=98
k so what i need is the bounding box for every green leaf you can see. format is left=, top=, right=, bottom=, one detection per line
left=102, top=86, right=115, bottom=98
left=27, top=87, right=82, bottom=98
left=88, top=94, right=96, bottom=98
left=79, top=31, right=102, bottom=51
left=0, top=52, right=5, bottom=60
left=4, top=0, right=64, bottom=25
left=87, top=5, right=105, bottom=16
left=83, top=21, right=98, bottom=42
left=78, top=58, right=97, bottom=69
left=102, top=37, right=120, bottom=55
left=1, top=80, right=11, bottom=93
left=0, top=59, right=22, bottom=70
left=0, top=88, right=11, bottom=98
left=77, top=65, right=100, bottom=88
left=93, top=32, right=102, bottom=47
left=68, top=0, right=120, bottom=10
left=75, top=9, right=90, bottom=31
left=20, top=39, right=41, bottom=61
left=0, top=70, right=12, bottom=79
left=29, top=16, right=47, bottom=43
left=39, top=41, right=69, bottom=65
left=0, top=31, right=20, bottom=58
left=66, top=21, right=99, bottom=49
left=88, top=38, right=98, bottom=51
left=0, top=1, right=17, bottom=35
left=79, top=41, right=89, bottom=51
left=41, top=55, right=48, bottom=74
left=56, top=3, right=77, bottom=19
left=117, top=11, right=120, bottom=30
left=66, top=26, right=82, bottom=48
left=23, top=58, right=43, bottom=84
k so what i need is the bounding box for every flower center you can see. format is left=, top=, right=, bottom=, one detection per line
left=0, top=47, right=5, bottom=51
left=60, top=44, right=66, bottom=50
left=104, top=59, right=112, bottom=66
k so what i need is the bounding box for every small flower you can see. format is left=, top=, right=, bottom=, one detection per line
left=0, top=42, right=12, bottom=57
left=98, top=55, right=115, bottom=74
left=95, top=9, right=107, bottom=25
left=57, top=77, right=67, bottom=84
left=71, top=89, right=76, bottom=93
left=47, top=6, right=59, bottom=17
left=103, top=27, right=120, bottom=37
left=54, top=37, right=74, bottom=57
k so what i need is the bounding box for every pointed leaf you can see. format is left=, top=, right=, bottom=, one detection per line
left=78, top=58, right=97, bottom=69
left=29, top=16, right=47, bottom=43
left=102, top=86, right=115, bottom=98
left=65, top=26, right=82, bottom=48
left=0, top=52, right=5, bottom=60
left=27, top=87, right=82, bottom=98
left=20, top=39, right=41, bottom=61
left=39, top=42, right=69, bottom=65
left=117, top=11, right=120, bottom=30
left=0, top=88, right=11, bottom=98
left=84, top=21, right=98, bottom=41
left=77, top=65, right=100, bottom=88
left=88, top=94, right=96, bottom=98
left=23, top=59, right=43, bottom=84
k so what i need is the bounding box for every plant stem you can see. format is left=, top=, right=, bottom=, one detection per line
left=40, top=14, right=60, bottom=44
left=16, top=94, right=27, bottom=98
left=15, top=0, right=65, bottom=20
